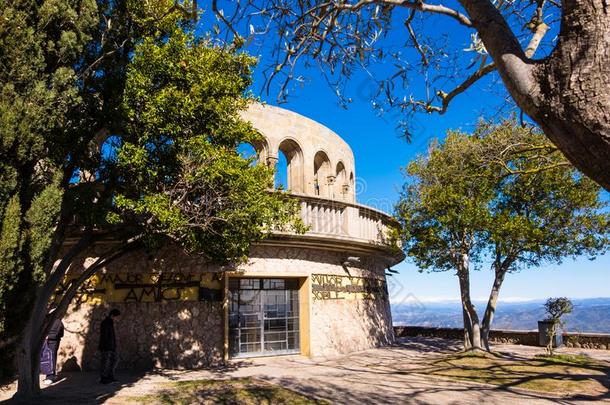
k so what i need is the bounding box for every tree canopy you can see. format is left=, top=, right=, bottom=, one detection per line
left=396, top=121, right=609, bottom=350
left=0, top=0, right=300, bottom=398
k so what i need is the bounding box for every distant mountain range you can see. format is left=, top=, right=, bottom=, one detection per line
left=391, top=297, right=610, bottom=333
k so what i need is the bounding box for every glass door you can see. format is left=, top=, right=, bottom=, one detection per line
left=229, top=278, right=300, bottom=357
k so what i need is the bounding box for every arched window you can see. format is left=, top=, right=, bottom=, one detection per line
left=237, top=143, right=259, bottom=165
left=276, top=139, right=304, bottom=193
left=335, top=161, right=347, bottom=200
left=236, top=138, right=269, bottom=166
left=313, top=151, right=332, bottom=197
left=276, top=149, right=289, bottom=189
left=349, top=172, right=355, bottom=202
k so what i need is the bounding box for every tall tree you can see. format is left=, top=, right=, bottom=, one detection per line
left=395, top=121, right=609, bottom=351
left=213, top=0, right=610, bottom=190
left=0, top=1, right=300, bottom=400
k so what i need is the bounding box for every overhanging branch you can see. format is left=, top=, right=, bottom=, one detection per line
left=419, top=62, right=496, bottom=114
left=405, top=10, right=429, bottom=66
left=336, top=0, right=473, bottom=27
left=414, top=12, right=549, bottom=114
left=39, top=235, right=144, bottom=347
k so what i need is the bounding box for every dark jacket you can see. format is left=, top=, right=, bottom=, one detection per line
left=98, top=316, right=116, bottom=352
left=47, top=318, right=64, bottom=341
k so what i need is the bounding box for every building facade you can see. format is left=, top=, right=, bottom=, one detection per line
left=56, top=104, right=404, bottom=371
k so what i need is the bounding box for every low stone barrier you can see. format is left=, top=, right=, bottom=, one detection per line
left=394, top=326, right=610, bottom=350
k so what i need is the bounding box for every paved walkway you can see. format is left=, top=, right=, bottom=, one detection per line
left=1, top=337, right=609, bottom=404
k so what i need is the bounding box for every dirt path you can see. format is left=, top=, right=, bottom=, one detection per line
left=2, top=337, right=609, bottom=404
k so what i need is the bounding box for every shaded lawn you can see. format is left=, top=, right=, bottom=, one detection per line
left=412, top=351, right=610, bottom=397
left=126, top=377, right=330, bottom=405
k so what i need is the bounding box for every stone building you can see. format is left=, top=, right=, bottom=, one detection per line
left=57, top=104, right=404, bottom=371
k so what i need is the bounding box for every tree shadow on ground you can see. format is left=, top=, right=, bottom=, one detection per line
left=0, top=371, right=145, bottom=405
left=136, top=377, right=329, bottom=405
left=4, top=336, right=607, bottom=404
left=243, top=337, right=610, bottom=404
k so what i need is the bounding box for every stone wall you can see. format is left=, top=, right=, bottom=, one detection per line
left=394, top=326, right=610, bottom=350
left=56, top=242, right=395, bottom=371
left=56, top=244, right=225, bottom=372
left=310, top=296, right=393, bottom=357
left=242, top=244, right=394, bottom=357
left=59, top=301, right=223, bottom=372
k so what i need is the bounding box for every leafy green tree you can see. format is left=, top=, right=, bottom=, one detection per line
left=0, top=1, right=300, bottom=400
left=396, top=121, right=609, bottom=351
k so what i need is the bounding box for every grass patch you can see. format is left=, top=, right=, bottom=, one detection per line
left=127, top=377, right=329, bottom=405
left=413, top=351, right=610, bottom=397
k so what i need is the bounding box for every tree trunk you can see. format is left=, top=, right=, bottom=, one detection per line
left=460, top=0, right=610, bottom=190
left=15, top=320, right=40, bottom=402
left=481, top=267, right=507, bottom=351
left=14, top=234, right=140, bottom=401
left=462, top=308, right=473, bottom=350
left=531, top=0, right=610, bottom=190
left=457, top=254, right=482, bottom=350
left=13, top=235, right=92, bottom=402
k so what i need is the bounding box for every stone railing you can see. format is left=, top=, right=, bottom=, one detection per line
left=289, top=193, right=398, bottom=248
left=394, top=326, right=610, bottom=350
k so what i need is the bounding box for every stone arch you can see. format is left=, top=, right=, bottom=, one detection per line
left=237, top=143, right=258, bottom=164
left=238, top=137, right=269, bottom=165
left=349, top=172, right=355, bottom=201
left=313, top=151, right=332, bottom=197
left=251, top=137, right=269, bottom=162
left=335, top=161, right=348, bottom=200
left=276, top=138, right=304, bottom=193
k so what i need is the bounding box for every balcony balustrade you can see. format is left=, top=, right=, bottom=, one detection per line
left=279, top=194, right=398, bottom=249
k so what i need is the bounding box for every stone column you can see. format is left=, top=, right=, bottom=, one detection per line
left=326, top=175, right=336, bottom=198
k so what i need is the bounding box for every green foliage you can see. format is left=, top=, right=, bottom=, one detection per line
left=0, top=196, right=23, bottom=334
left=396, top=121, right=608, bottom=349
left=0, top=0, right=97, bottom=380
left=25, top=180, right=64, bottom=282
left=397, top=132, right=494, bottom=272
left=0, top=0, right=299, bottom=385
left=122, top=28, right=258, bottom=147
left=544, top=297, right=573, bottom=323
left=110, top=27, right=301, bottom=263
left=396, top=121, right=609, bottom=274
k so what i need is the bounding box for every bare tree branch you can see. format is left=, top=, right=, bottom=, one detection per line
left=405, top=9, right=428, bottom=66
left=416, top=62, right=496, bottom=114
left=336, top=0, right=473, bottom=27
left=525, top=21, right=549, bottom=58
left=212, top=0, right=239, bottom=38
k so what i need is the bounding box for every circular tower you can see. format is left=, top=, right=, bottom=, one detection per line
left=231, top=103, right=405, bottom=358
left=57, top=103, right=404, bottom=370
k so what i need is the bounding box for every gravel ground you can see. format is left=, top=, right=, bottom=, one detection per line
left=1, top=337, right=609, bottom=404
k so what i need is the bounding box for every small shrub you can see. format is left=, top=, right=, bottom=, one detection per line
left=544, top=297, right=573, bottom=355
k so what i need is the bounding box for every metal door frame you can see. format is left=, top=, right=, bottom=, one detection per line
left=229, top=278, right=300, bottom=358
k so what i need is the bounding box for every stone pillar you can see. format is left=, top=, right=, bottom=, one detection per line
left=341, top=184, right=350, bottom=201
left=344, top=205, right=360, bottom=237
left=326, top=175, right=336, bottom=198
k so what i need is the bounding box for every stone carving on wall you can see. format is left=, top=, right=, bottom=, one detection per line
left=311, top=274, right=387, bottom=300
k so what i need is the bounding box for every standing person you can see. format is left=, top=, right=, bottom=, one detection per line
left=99, top=308, right=121, bottom=384
left=41, top=307, right=64, bottom=385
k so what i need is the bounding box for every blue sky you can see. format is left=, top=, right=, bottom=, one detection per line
left=256, top=78, right=610, bottom=303
left=203, top=6, right=609, bottom=303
